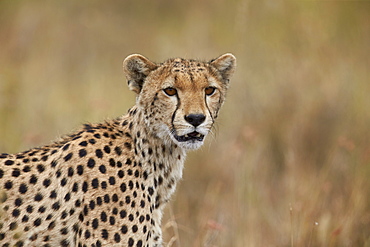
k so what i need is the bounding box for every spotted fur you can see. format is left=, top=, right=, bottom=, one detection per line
left=0, top=53, right=236, bottom=247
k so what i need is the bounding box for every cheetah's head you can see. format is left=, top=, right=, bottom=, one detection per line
left=123, top=53, right=236, bottom=150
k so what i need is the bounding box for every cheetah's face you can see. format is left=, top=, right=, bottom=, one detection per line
left=123, top=54, right=236, bottom=149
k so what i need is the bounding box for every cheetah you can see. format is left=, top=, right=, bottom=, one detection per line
left=0, top=53, right=236, bottom=247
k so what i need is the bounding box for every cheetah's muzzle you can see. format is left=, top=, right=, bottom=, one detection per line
left=174, top=131, right=205, bottom=142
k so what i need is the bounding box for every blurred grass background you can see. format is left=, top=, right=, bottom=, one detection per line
left=0, top=0, right=369, bottom=246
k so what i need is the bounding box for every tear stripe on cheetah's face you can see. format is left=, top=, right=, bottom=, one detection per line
left=123, top=53, right=236, bottom=150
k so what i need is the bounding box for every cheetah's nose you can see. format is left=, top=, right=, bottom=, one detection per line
left=184, top=114, right=206, bottom=127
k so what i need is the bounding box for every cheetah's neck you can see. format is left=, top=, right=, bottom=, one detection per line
left=120, top=105, right=186, bottom=219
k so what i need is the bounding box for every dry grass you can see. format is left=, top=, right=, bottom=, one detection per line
left=0, top=1, right=369, bottom=246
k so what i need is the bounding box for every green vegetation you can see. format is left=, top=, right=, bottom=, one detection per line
left=0, top=1, right=369, bottom=246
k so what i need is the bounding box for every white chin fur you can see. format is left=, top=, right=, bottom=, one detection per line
left=167, top=130, right=205, bottom=150
left=176, top=140, right=204, bottom=150
left=156, top=124, right=207, bottom=150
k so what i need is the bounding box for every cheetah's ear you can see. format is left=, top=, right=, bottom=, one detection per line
left=123, top=54, right=158, bottom=94
left=210, top=53, right=236, bottom=82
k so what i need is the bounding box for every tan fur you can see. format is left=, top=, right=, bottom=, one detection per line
left=0, top=53, right=235, bottom=247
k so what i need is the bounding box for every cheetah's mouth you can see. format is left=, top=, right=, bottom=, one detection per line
left=174, top=131, right=205, bottom=142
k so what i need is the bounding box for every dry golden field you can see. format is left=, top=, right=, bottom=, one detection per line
left=0, top=1, right=369, bottom=246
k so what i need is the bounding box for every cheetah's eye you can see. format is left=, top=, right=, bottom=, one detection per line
left=163, top=87, right=177, bottom=96
left=205, top=87, right=216, bottom=96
